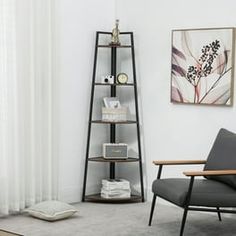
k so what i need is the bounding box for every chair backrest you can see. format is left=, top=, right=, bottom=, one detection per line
left=204, top=128, right=236, bottom=189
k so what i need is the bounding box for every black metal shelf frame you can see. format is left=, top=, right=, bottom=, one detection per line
left=82, top=31, right=144, bottom=203
left=88, top=157, right=139, bottom=163
left=95, top=83, right=135, bottom=86
left=91, top=120, right=137, bottom=124
left=98, top=45, right=133, bottom=48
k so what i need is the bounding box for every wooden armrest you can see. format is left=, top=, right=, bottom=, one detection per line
left=153, top=160, right=206, bottom=166
left=184, top=170, right=236, bottom=177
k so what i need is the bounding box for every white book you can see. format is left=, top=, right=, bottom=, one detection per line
left=101, top=192, right=131, bottom=199
left=102, top=179, right=130, bottom=188
left=101, top=188, right=131, bottom=194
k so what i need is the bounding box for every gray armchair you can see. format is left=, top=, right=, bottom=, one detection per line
left=148, top=128, right=236, bottom=236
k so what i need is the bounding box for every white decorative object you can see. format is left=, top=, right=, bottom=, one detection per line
left=103, top=97, right=121, bottom=108
left=101, top=179, right=131, bottom=199
left=117, top=73, right=128, bottom=84
left=25, top=201, right=78, bottom=221
left=102, top=107, right=127, bottom=122
left=103, top=143, right=128, bottom=159
left=110, top=19, right=120, bottom=45
left=101, top=75, right=114, bottom=84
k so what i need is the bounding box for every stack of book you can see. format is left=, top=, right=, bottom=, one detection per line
left=101, top=179, right=131, bottom=199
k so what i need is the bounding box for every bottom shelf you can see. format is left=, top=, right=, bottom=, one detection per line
left=84, top=194, right=143, bottom=203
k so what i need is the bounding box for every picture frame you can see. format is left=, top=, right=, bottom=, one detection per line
left=103, top=97, right=121, bottom=108
left=171, top=27, right=235, bottom=106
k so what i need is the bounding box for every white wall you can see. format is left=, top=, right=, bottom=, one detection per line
left=115, top=0, right=236, bottom=200
left=57, top=0, right=116, bottom=202
left=57, top=0, right=236, bottom=203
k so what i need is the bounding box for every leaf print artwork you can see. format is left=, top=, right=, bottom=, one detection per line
left=171, top=28, right=234, bottom=106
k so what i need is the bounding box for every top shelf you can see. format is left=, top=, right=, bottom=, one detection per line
left=98, top=45, right=132, bottom=48
left=95, top=83, right=134, bottom=87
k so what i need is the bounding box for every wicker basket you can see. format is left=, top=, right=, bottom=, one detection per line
left=102, top=107, right=127, bottom=122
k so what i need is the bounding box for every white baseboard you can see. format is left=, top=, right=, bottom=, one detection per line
left=59, top=185, right=172, bottom=206
left=58, top=184, right=100, bottom=203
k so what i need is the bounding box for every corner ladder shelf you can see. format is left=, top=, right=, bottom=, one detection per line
left=82, top=31, right=144, bottom=203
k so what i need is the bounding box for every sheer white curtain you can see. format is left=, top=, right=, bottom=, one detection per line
left=0, top=0, right=58, bottom=215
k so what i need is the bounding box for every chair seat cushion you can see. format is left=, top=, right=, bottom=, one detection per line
left=152, top=178, right=236, bottom=207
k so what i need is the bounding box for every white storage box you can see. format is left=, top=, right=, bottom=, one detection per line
left=102, top=107, right=127, bottom=122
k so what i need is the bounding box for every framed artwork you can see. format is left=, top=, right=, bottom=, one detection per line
left=171, top=27, right=235, bottom=106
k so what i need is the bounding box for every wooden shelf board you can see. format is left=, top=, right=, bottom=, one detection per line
left=94, top=83, right=135, bottom=86
left=91, top=120, right=137, bottom=124
left=88, top=157, right=139, bottom=163
left=84, top=194, right=142, bottom=203
left=98, top=45, right=132, bottom=48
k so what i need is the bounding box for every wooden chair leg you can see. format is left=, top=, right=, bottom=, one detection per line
left=148, top=194, right=157, bottom=226
left=216, top=207, right=222, bottom=221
